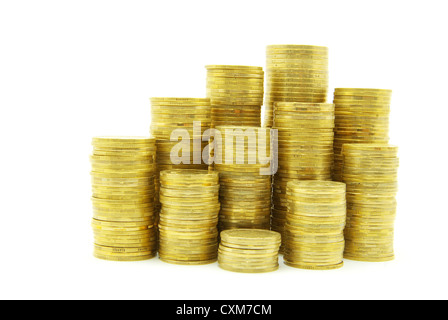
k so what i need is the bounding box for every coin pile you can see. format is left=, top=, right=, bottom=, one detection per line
left=264, top=45, right=329, bottom=127
left=206, top=65, right=264, bottom=127
left=342, top=144, right=399, bottom=262
left=271, top=102, right=335, bottom=249
left=158, top=169, right=220, bottom=265
left=213, top=126, right=273, bottom=230
left=90, top=137, right=157, bottom=261
left=218, top=229, right=281, bottom=273
left=150, top=98, right=211, bottom=211
left=284, top=181, right=346, bottom=270
left=332, top=88, right=392, bottom=181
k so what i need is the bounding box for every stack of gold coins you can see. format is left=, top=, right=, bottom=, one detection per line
left=90, top=137, right=157, bottom=261
left=213, top=126, right=273, bottom=230
left=264, top=45, right=329, bottom=127
left=206, top=65, right=264, bottom=127
left=342, top=144, right=399, bottom=262
left=284, top=181, right=346, bottom=270
left=271, top=102, right=335, bottom=250
left=150, top=97, right=211, bottom=211
left=150, top=97, right=211, bottom=140
left=218, top=229, right=281, bottom=273
left=158, top=169, right=220, bottom=265
left=332, top=88, right=392, bottom=181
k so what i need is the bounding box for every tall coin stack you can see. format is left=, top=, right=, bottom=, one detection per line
left=90, top=137, right=157, bottom=261
left=332, top=88, right=392, bottom=181
left=342, top=144, right=399, bottom=262
left=264, top=45, right=329, bottom=127
left=150, top=97, right=211, bottom=211
left=284, top=181, right=346, bottom=270
left=271, top=102, right=335, bottom=250
left=158, top=169, right=220, bottom=265
left=218, top=229, right=281, bottom=273
left=214, top=126, right=273, bottom=230
left=206, top=65, right=264, bottom=127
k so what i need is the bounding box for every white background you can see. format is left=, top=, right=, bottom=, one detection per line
left=0, top=0, right=447, bottom=300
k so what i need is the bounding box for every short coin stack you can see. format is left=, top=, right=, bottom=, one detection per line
left=206, top=65, right=264, bottom=127
left=150, top=97, right=211, bottom=211
left=214, top=126, right=273, bottom=231
left=264, top=45, right=329, bottom=127
left=271, top=102, right=335, bottom=249
left=342, top=144, right=399, bottom=262
left=90, top=137, right=157, bottom=261
left=158, top=169, right=220, bottom=265
left=218, top=229, right=281, bottom=273
left=284, top=181, right=346, bottom=270
left=332, top=88, right=392, bottom=181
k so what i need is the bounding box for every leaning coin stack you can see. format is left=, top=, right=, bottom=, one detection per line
left=271, top=102, right=335, bottom=250
left=332, top=88, right=392, bottom=181
left=150, top=97, right=211, bottom=211
left=206, top=65, right=264, bottom=127
left=218, top=229, right=281, bottom=273
left=90, top=137, right=157, bottom=261
left=342, top=144, right=399, bottom=262
left=158, top=169, right=220, bottom=265
left=264, top=45, right=329, bottom=127
left=284, top=181, right=346, bottom=270
left=214, top=126, right=273, bottom=231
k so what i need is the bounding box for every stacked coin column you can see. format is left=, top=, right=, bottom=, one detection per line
left=90, top=137, right=157, bottom=261
left=158, top=169, right=220, bottom=265
left=206, top=65, right=264, bottom=127
left=150, top=97, right=211, bottom=212
left=218, top=229, right=281, bottom=273
left=284, top=181, right=346, bottom=270
left=214, top=126, right=272, bottom=230
left=271, top=102, right=335, bottom=250
left=332, top=88, right=392, bottom=181
left=342, top=144, right=399, bottom=262
left=264, top=45, right=329, bottom=127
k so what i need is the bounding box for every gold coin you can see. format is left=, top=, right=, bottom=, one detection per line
left=221, top=229, right=281, bottom=245
left=150, top=97, right=210, bottom=104
left=206, top=65, right=263, bottom=71
left=218, top=262, right=279, bottom=273
left=92, top=136, right=155, bottom=147
left=334, top=88, right=392, bottom=96
left=206, top=71, right=264, bottom=79
left=159, top=257, right=217, bottom=265
left=93, top=252, right=156, bottom=261
left=267, top=44, right=328, bottom=51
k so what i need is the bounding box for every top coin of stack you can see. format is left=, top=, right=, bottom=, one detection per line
left=206, top=65, right=264, bottom=127
left=264, top=45, right=329, bottom=127
left=342, top=144, right=399, bottom=262
left=218, top=229, right=281, bottom=273
left=90, top=136, right=157, bottom=261
left=332, top=88, right=392, bottom=181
